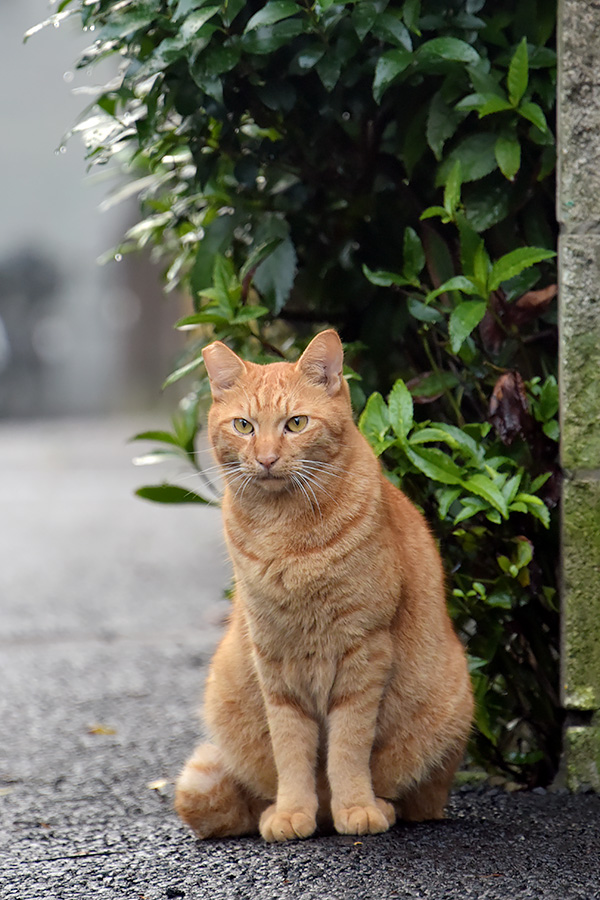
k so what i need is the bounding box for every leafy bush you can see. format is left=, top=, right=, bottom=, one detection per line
left=34, top=0, right=560, bottom=784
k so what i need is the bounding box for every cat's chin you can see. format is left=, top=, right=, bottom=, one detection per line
left=254, top=476, right=288, bottom=493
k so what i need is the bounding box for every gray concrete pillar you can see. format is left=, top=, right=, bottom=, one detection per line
left=557, top=0, right=600, bottom=790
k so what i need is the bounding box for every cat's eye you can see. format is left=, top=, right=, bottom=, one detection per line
left=233, top=418, right=254, bottom=435
left=286, top=415, right=308, bottom=433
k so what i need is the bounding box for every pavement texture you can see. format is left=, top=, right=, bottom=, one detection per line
left=1, top=418, right=599, bottom=900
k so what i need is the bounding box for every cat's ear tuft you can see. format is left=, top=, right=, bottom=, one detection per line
left=297, top=330, right=344, bottom=395
left=202, top=341, right=245, bottom=399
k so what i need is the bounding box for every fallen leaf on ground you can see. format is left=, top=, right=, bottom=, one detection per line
left=147, top=778, right=169, bottom=790
left=87, top=724, right=117, bottom=736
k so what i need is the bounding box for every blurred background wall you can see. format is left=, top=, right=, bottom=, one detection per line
left=0, top=0, right=181, bottom=418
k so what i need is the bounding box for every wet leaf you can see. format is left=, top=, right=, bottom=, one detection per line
left=509, top=283, right=557, bottom=326
left=489, top=372, right=532, bottom=445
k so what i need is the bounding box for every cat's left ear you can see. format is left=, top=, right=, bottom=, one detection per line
left=202, top=341, right=245, bottom=399
left=297, top=330, right=344, bottom=396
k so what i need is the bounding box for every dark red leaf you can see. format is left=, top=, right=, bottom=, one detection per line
left=489, top=371, right=533, bottom=445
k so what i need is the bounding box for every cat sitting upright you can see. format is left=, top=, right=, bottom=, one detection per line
left=175, top=330, right=473, bottom=842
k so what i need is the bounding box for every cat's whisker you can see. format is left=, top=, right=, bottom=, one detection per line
left=298, top=467, right=338, bottom=505
left=294, top=472, right=324, bottom=524
left=291, top=473, right=322, bottom=524
left=297, top=461, right=344, bottom=480
left=237, top=474, right=254, bottom=504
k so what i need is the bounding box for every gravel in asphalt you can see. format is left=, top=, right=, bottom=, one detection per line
left=1, top=418, right=598, bottom=900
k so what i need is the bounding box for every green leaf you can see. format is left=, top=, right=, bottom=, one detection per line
left=418, top=37, right=480, bottom=65
left=135, top=484, right=211, bottom=504
left=454, top=497, right=488, bottom=524
left=495, top=136, right=521, bottom=181
left=231, top=306, right=270, bottom=323
left=427, top=92, right=463, bottom=161
left=373, top=49, right=413, bottom=103
left=436, top=134, right=497, bottom=186
left=253, top=237, right=297, bottom=314
left=388, top=380, right=414, bottom=441
left=415, top=422, right=482, bottom=462
left=486, top=590, right=512, bottom=609
left=97, top=11, right=156, bottom=39
left=162, top=356, right=205, bottom=389
left=419, top=205, right=449, bottom=221
left=212, top=254, right=238, bottom=314
left=537, top=375, right=559, bottom=421
left=508, top=37, right=528, bottom=107
left=316, top=53, right=342, bottom=92
left=352, top=1, right=378, bottom=41
left=448, top=301, right=487, bottom=353
left=130, top=430, right=181, bottom=447
left=242, top=18, right=305, bottom=53
left=437, top=487, right=461, bottom=519
left=175, top=310, right=229, bottom=329
left=488, top=247, right=556, bottom=292
left=245, top=0, right=300, bottom=31
left=363, top=265, right=412, bottom=288
left=502, top=473, right=523, bottom=504
left=406, top=298, right=443, bottom=323
left=402, top=227, right=425, bottom=281
left=444, top=160, right=462, bottom=217
left=424, top=276, right=481, bottom=305
left=472, top=240, right=491, bottom=289
left=477, top=95, right=514, bottom=117
left=240, top=238, right=284, bottom=281
left=463, top=474, right=508, bottom=517
left=403, top=0, right=421, bottom=34
left=372, top=13, right=412, bottom=51
left=181, top=6, right=221, bottom=39
left=542, top=420, right=560, bottom=442
left=518, top=101, right=548, bottom=132
left=404, top=445, right=464, bottom=485
left=358, top=392, right=393, bottom=456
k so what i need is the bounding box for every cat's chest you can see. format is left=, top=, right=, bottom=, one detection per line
left=224, top=504, right=374, bottom=595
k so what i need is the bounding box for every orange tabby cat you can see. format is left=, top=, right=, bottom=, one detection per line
left=175, top=330, right=473, bottom=842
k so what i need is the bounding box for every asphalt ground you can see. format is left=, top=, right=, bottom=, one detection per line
left=1, top=418, right=598, bottom=900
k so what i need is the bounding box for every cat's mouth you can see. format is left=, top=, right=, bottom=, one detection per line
left=254, top=471, right=287, bottom=491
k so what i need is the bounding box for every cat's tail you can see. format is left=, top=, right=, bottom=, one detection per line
left=175, top=743, right=264, bottom=839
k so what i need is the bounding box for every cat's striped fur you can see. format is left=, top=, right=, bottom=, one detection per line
left=175, top=330, right=473, bottom=841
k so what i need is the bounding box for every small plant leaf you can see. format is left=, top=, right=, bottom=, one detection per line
left=508, top=37, right=529, bottom=107
left=388, top=380, right=414, bottom=440
left=373, top=48, right=413, bottom=102
left=418, top=37, right=480, bottom=65
left=404, top=445, right=464, bottom=485
left=403, top=227, right=425, bottom=280
left=245, top=0, right=300, bottom=32
left=449, top=301, right=488, bottom=353
left=463, top=474, right=508, bottom=517
left=135, top=484, right=212, bottom=504
left=488, top=247, right=556, bottom=292
left=495, top=136, right=521, bottom=181
left=444, top=161, right=462, bottom=217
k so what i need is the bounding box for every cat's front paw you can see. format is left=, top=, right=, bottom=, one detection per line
left=333, top=798, right=396, bottom=836
left=259, top=804, right=317, bottom=842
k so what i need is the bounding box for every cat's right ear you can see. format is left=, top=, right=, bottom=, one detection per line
left=202, top=341, right=245, bottom=399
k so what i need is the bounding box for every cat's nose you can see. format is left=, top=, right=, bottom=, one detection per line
left=257, top=454, right=279, bottom=471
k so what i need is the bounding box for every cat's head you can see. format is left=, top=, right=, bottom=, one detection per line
left=202, top=330, right=353, bottom=497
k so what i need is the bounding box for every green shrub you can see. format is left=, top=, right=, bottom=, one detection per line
left=34, top=0, right=560, bottom=784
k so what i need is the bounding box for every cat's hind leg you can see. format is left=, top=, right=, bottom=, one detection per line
left=395, top=743, right=465, bottom=821
left=375, top=741, right=465, bottom=822
left=175, top=743, right=265, bottom=838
